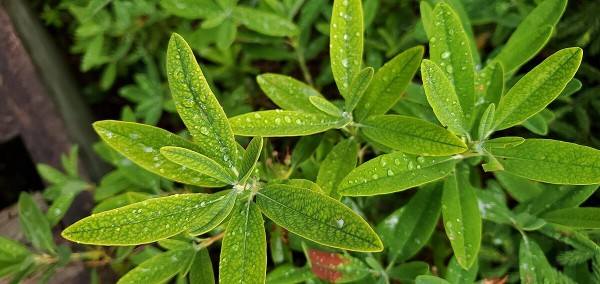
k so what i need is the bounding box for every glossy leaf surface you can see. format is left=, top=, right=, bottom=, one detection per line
left=477, top=104, right=495, bottom=141
left=160, top=146, right=235, bottom=184
left=542, top=208, right=600, bottom=229
left=167, top=33, right=238, bottom=169
left=188, top=190, right=237, bottom=235
left=361, top=115, right=467, bottom=155
left=442, top=172, right=481, bottom=269
left=219, top=201, right=266, bottom=284
left=339, top=151, right=456, bottom=196
left=330, top=0, right=363, bottom=98
left=118, top=249, right=194, bottom=284
left=355, top=46, right=423, bottom=121
left=94, top=120, right=224, bottom=187
left=189, top=249, right=215, bottom=284
left=445, top=256, right=478, bottom=284
left=233, top=6, right=297, bottom=37
left=429, top=3, right=475, bottom=122
left=230, top=110, right=339, bottom=137
left=345, top=67, right=374, bottom=112
left=238, top=136, right=263, bottom=184
left=490, top=139, right=600, bottom=184
left=421, top=60, right=468, bottom=136
left=309, top=96, right=342, bottom=117
left=316, top=138, right=358, bottom=200
left=519, top=237, right=556, bottom=284
left=256, top=73, right=323, bottom=113
left=63, top=193, right=232, bottom=245
left=256, top=184, right=383, bottom=252
left=493, top=48, right=582, bottom=131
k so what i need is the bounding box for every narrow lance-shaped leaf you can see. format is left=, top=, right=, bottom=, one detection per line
left=376, top=183, right=442, bottom=263
left=472, top=62, right=503, bottom=134
left=266, top=264, right=313, bottom=284
left=117, top=249, right=195, bottom=284
left=344, top=67, right=373, bottom=112
left=189, top=249, right=215, bottom=284
left=421, top=60, right=468, bottom=136
left=519, top=236, right=556, bottom=284
left=445, top=256, right=478, bottom=284
left=230, top=110, right=339, bottom=137
left=160, top=146, right=235, bottom=184
left=416, top=275, right=451, bottom=284
left=493, top=48, right=582, bottom=131
left=18, top=192, right=55, bottom=253
left=46, top=181, right=87, bottom=226
left=339, top=151, right=456, bottom=196
left=429, top=3, right=475, bottom=123
left=361, top=115, right=467, bottom=156
left=256, top=184, right=383, bottom=252
left=316, top=138, right=358, bottom=200
left=188, top=190, right=237, bottom=235
left=420, top=1, right=433, bottom=37
left=0, top=237, right=31, bottom=262
left=238, top=136, right=263, bottom=184
left=355, top=46, right=423, bottom=121
left=489, top=139, right=600, bottom=184
left=256, top=73, right=324, bottom=113
left=494, top=0, right=567, bottom=73
left=442, top=171, right=481, bottom=269
left=219, top=201, right=267, bottom=284
left=330, top=0, right=364, bottom=98
left=478, top=103, right=495, bottom=141
left=233, top=6, right=298, bottom=37
left=93, top=120, right=224, bottom=187
left=542, top=208, right=600, bottom=229
left=166, top=33, right=238, bottom=170
left=62, top=192, right=233, bottom=245
left=517, top=184, right=599, bottom=217
left=309, top=96, right=342, bottom=117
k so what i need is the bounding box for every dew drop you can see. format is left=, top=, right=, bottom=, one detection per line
left=387, top=169, right=395, bottom=176
left=417, top=156, right=425, bottom=164
left=407, top=161, right=414, bottom=170
left=341, top=58, right=349, bottom=67
left=274, top=118, right=282, bottom=124
left=441, top=51, right=451, bottom=59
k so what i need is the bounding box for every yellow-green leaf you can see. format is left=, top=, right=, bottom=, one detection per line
left=421, top=60, right=468, bottom=136
left=93, top=120, right=224, bottom=187
left=361, top=115, right=467, bottom=156
left=442, top=171, right=481, bottom=269
left=62, top=192, right=233, bottom=245
left=489, top=139, right=600, bottom=184
left=189, top=249, right=215, bottom=284
left=188, top=190, right=237, bottom=235
left=219, top=201, right=266, bottom=284
left=355, top=46, right=423, bottom=121
left=160, top=146, right=235, bottom=184
left=316, top=138, right=358, bottom=200
left=166, top=33, right=238, bottom=170
left=309, top=96, right=342, bottom=117
left=238, top=136, right=263, bottom=184
left=344, top=67, right=374, bottom=112
left=339, top=152, right=456, bottom=196
left=330, top=0, right=363, bottom=98
left=493, top=48, right=582, bottom=131
left=477, top=103, right=495, bottom=141
left=256, top=73, right=323, bottom=112
left=230, top=110, right=339, bottom=137
left=117, top=249, right=195, bottom=284
left=256, top=184, right=382, bottom=252
left=429, top=3, right=475, bottom=122
left=541, top=208, right=600, bottom=229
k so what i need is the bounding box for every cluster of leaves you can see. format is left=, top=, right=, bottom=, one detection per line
left=3, top=0, right=600, bottom=283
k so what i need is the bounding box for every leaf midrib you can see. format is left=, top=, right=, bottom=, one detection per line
left=361, top=120, right=465, bottom=149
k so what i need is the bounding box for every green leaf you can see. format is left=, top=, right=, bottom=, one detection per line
left=477, top=103, right=495, bottom=141
left=330, top=0, right=363, bottom=99
left=482, top=136, right=525, bottom=150
left=62, top=192, right=233, bottom=245
left=542, top=208, right=600, bottom=229
left=361, top=115, right=467, bottom=155
left=291, top=134, right=323, bottom=168
left=94, top=120, right=224, bottom=186
left=230, top=110, right=339, bottom=137
left=167, top=33, right=238, bottom=170
left=316, top=138, right=358, bottom=200
left=46, top=180, right=87, bottom=226
left=266, top=264, right=313, bottom=284
left=188, top=190, right=237, bottom=235
left=494, top=0, right=567, bottom=73
left=421, top=60, right=468, bottom=136
left=160, top=0, right=223, bottom=19
left=305, top=247, right=369, bottom=283
left=219, top=201, right=266, bottom=284
left=339, top=151, right=456, bottom=196
left=36, top=164, right=68, bottom=184
left=117, top=249, right=195, bottom=284
left=416, top=275, right=451, bottom=284
left=492, top=48, right=582, bottom=131
left=238, top=136, right=263, bottom=184
left=160, top=146, right=235, bottom=184
left=355, top=46, right=423, bottom=121
left=256, top=73, right=323, bottom=113
left=189, top=249, right=215, bottom=284
left=233, top=6, right=298, bottom=37
left=520, top=184, right=599, bottom=217
left=309, top=96, right=342, bottom=117
left=344, top=67, right=374, bottom=112
left=474, top=62, right=503, bottom=123
left=0, top=237, right=30, bottom=262
left=519, top=236, right=556, bottom=284
left=18, top=192, right=55, bottom=253
left=377, top=183, right=442, bottom=263
left=256, top=184, right=382, bottom=252
left=521, top=113, right=549, bottom=135
left=429, top=3, right=475, bottom=122
left=445, top=256, right=478, bottom=284
left=388, top=261, right=430, bottom=282
left=442, top=171, right=481, bottom=269
left=489, top=139, right=600, bottom=184
left=420, top=1, right=433, bottom=37
left=494, top=171, right=542, bottom=203
left=93, top=192, right=149, bottom=214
